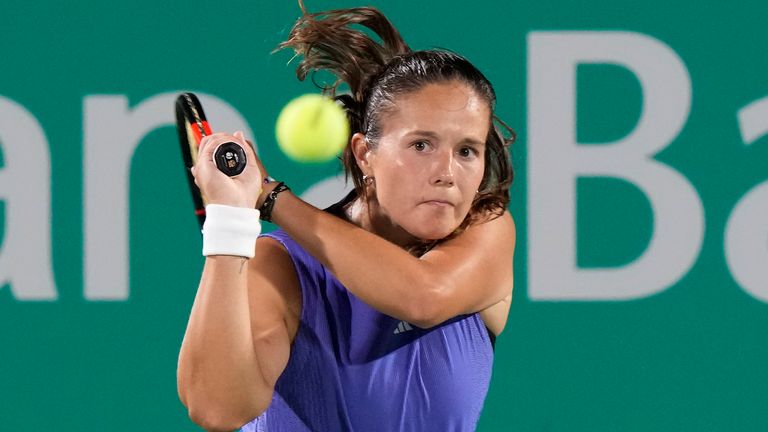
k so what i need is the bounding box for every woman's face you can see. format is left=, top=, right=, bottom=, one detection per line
left=356, top=80, right=490, bottom=242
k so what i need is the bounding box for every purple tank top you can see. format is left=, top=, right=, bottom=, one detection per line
left=241, top=229, right=494, bottom=432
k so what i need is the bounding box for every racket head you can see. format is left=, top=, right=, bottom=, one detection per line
left=175, top=92, right=212, bottom=229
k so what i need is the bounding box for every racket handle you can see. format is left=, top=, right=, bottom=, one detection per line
left=213, top=142, right=247, bottom=177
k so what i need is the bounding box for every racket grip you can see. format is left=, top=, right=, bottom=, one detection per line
left=213, top=142, right=247, bottom=177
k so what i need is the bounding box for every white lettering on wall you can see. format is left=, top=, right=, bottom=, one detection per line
left=527, top=31, right=704, bottom=300
left=725, top=97, right=768, bottom=303
left=0, top=96, right=57, bottom=300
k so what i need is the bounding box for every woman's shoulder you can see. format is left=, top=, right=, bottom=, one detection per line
left=452, top=209, right=516, bottom=248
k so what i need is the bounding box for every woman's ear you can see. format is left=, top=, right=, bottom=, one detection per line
left=350, top=132, right=373, bottom=172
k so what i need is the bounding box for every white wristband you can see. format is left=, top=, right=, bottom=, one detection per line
left=202, top=204, right=262, bottom=258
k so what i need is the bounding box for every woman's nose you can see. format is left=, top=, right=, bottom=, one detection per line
left=430, top=151, right=455, bottom=186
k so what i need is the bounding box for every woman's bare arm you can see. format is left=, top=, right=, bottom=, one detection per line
left=272, top=192, right=515, bottom=328
left=177, top=238, right=300, bottom=431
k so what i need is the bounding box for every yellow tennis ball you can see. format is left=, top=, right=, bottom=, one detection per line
left=275, top=94, right=350, bottom=163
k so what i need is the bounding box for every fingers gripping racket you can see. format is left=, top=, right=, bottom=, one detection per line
left=175, top=92, right=247, bottom=228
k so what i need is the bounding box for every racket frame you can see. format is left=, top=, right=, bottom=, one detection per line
left=175, top=92, right=211, bottom=229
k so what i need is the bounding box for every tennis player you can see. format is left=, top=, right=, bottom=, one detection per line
left=177, top=3, right=515, bottom=431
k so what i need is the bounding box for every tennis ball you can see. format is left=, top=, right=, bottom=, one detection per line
left=275, top=94, right=350, bottom=163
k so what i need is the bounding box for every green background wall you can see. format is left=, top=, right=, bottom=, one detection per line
left=1, top=1, right=767, bottom=430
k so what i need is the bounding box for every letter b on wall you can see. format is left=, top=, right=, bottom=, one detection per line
left=527, top=32, right=704, bottom=300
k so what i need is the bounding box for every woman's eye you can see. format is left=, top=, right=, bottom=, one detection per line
left=459, top=147, right=478, bottom=158
left=413, top=141, right=428, bottom=151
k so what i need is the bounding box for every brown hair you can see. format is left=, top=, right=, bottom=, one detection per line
left=278, top=1, right=515, bottom=250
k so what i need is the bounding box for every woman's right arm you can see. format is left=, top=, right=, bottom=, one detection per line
left=176, top=132, right=300, bottom=431
left=177, top=237, right=300, bottom=432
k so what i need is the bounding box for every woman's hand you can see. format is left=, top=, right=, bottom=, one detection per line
left=191, top=131, right=264, bottom=209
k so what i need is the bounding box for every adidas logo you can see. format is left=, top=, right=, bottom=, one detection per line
left=393, top=321, right=414, bottom=334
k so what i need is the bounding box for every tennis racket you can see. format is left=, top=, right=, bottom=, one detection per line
left=175, top=92, right=247, bottom=229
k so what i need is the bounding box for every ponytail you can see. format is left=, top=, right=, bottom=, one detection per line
left=277, top=1, right=411, bottom=103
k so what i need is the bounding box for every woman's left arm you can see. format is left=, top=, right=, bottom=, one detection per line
left=271, top=191, right=515, bottom=328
